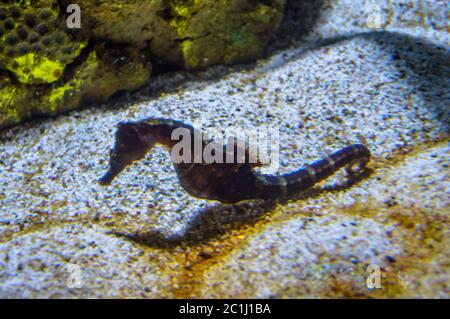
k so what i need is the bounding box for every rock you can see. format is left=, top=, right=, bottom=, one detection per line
left=77, top=0, right=284, bottom=68
left=171, top=0, right=284, bottom=69
left=0, top=74, right=34, bottom=129
left=0, top=0, right=152, bottom=129
left=0, top=0, right=285, bottom=130
left=0, top=0, right=86, bottom=85
left=74, top=0, right=181, bottom=63
left=83, top=46, right=151, bottom=103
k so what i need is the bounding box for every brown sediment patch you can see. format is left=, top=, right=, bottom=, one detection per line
left=151, top=207, right=285, bottom=298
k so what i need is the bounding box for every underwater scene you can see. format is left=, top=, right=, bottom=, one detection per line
left=0, top=0, right=448, bottom=299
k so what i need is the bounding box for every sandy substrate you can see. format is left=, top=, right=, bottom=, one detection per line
left=0, top=0, right=448, bottom=298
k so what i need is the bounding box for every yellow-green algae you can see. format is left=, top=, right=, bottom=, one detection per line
left=12, top=54, right=65, bottom=83
left=86, top=54, right=151, bottom=103
left=169, top=0, right=283, bottom=69
left=0, top=74, right=36, bottom=128
left=75, top=0, right=181, bottom=62
left=43, top=81, right=82, bottom=114
left=0, top=84, right=27, bottom=127
left=0, top=0, right=282, bottom=130
left=39, top=51, right=99, bottom=115
left=0, top=0, right=87, bottom=84
left=38, top=49, right=151, bottom=115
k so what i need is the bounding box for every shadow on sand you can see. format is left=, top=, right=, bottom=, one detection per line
left=110, top=168, right=374, bottom=249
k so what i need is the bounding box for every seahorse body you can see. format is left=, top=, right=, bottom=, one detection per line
left=99, top=118, right=371, bottom=204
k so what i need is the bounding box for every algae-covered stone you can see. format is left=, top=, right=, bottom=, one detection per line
left=1, top=48, right=150, bottom=126
left=38, top=51, right=99, bottom=116
left=26, top=48, right=150, bottom=118
left=0, top=0, right=283, bottom=130
left=84, top=46, right=152, bottom=103
left=170, top=0, right=284, bottom=69
left=0, top=0, right=155, bottom=130
left=0, top=0, right=86, bottom=84
left=0, top=73, right=35, bottom=128
left=74, top=0, right=181, bottom=63
left=76, top=0, right=284, bottom=68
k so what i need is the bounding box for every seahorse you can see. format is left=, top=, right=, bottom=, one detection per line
left=99, top=118, right=371, bottom=204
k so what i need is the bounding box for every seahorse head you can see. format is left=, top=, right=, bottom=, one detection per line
left=99, top=121, right=156, bottom=185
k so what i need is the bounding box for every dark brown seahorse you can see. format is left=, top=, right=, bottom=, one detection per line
left=99, top=118, right=371, bottom=204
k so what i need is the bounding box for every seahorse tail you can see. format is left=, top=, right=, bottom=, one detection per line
left=304, top=144, right=370, bottom=181
left=254, top=144, right=371, bottom=198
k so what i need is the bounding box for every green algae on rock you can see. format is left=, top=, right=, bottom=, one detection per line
left=76, top=0, right=284, bottom=68
left=0, top=0, right=86, bottom=84
left=0, top=0, right=284, bottom=130
left=74, top=0, right=182, bottom=64
left=84, top=46, right=151, bottom=103
left=0, top=73, right=34, bottom=128
left=0, top=47, right=150, bottom=125
left=169, top=0, right=284, bottom=69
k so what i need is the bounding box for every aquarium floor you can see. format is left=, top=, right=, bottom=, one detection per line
left=0, top=0, right=448, bottom=298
